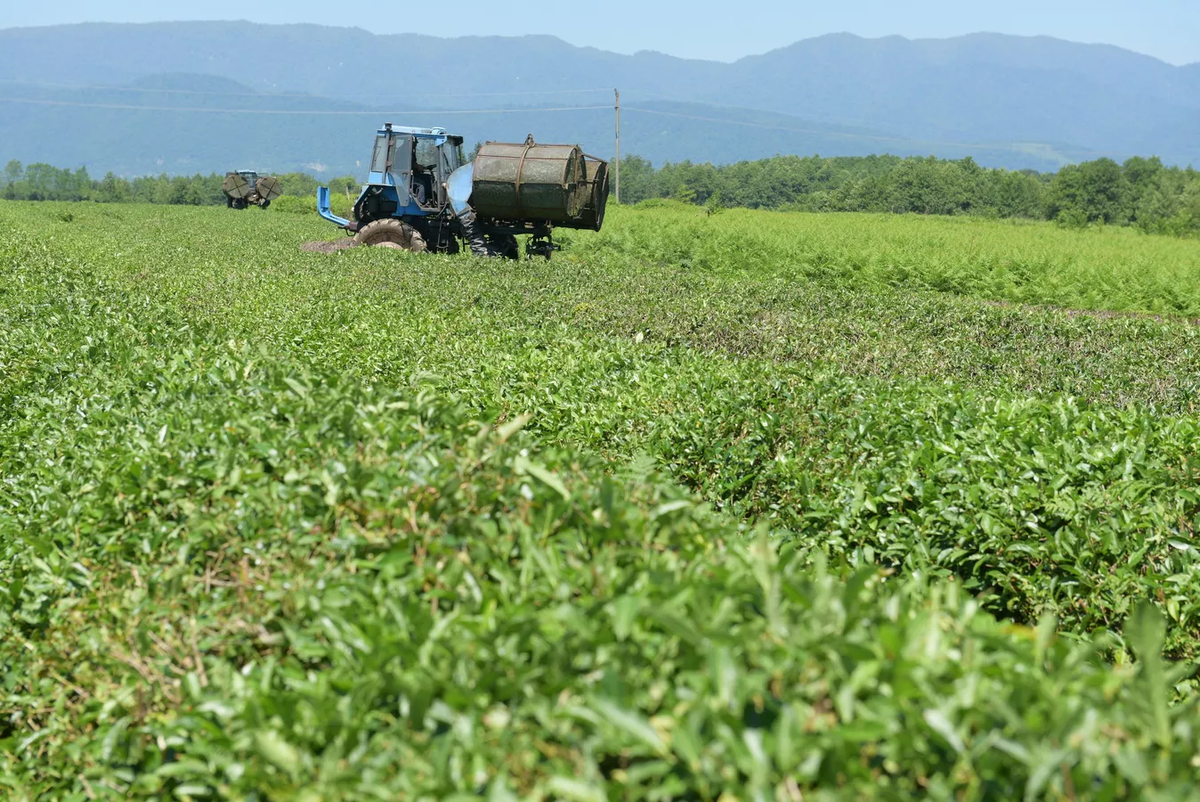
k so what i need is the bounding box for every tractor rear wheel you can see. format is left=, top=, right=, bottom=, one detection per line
left=354, top=219, right=427, bottom=252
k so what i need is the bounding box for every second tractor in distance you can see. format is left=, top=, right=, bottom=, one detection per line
left=223, top=170, right=282, bottom=209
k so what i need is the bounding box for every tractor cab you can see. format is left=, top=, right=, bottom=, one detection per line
left=352, top=123, right=467, bottom=224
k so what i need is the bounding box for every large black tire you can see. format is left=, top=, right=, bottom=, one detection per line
left=353, top=218, right=427, bottom=253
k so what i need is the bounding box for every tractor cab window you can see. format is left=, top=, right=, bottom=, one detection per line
left=412, top=139, right=438, bottom=207
left=414, top=140, right=439, bottom=172
left=438, top=149, right=454, bottom=181
left=439, top=139, right=464, bottom=176
left=371, top=135, right=402, bottom=174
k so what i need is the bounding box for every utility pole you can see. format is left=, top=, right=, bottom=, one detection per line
left=614, top=88, right=621, bottom=204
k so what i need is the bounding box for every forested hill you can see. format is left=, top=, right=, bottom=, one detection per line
left=0, top=22, right=1197, bottom=176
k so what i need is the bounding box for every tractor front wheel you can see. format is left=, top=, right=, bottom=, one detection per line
left=354, top=219, right=427, bottom=253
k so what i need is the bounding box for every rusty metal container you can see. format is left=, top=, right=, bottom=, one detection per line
left=255, top=175, right=283, bottom=202
left=223, top=171, right=254, bottom=199
left=471, top=135, right=587, bottom=222
left=574, top=155, right=609, bottom=231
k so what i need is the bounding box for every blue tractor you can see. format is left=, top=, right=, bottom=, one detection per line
left=317, top=122, right=608, bottom=258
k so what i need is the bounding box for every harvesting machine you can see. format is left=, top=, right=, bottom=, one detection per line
left=317, top=123, right=609, bottom=258
left=223, top=170, right=282, bottom=209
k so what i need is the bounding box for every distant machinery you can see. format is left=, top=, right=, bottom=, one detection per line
left=222, top=170, right=282, bottom=209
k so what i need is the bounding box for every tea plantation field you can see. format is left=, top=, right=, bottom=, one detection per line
left=3, top=200, right=1200, bottom=799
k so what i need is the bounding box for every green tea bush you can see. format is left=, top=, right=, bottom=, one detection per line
left=4, top=201, right=1200, bottom=798
left=647, top=368, right=1200, bottom=657
left=266, top=194, right=313, bottom=215
left=590, top=206, right=1200, bottom=316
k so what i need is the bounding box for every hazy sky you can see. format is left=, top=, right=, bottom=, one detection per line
left=2, top=0, right=1198, bottom=66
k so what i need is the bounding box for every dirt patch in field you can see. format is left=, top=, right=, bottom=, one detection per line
left=301, top=239, right=359, bottom=254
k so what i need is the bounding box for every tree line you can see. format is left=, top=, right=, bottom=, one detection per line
left=0, top=161, right=358, bottom=208
left=4, top=153, right=1199, bottom=235
left=619, top=153, right=1200, bottom=235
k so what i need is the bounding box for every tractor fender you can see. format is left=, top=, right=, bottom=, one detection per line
left=446, top=162, right=475, bottom=216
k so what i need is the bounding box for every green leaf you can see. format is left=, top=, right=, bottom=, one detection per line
left=1127, top=601, right=1171, bottom=748
left=254, top=730, right=302, bottom=778
left=496, top=412, right=533, bottom=442
left=591, top=700, right=668, bottom=755
left=923, top=709, right=964, bottom=754
left=546, top=777, right=605, bottom=802
left=516, top=457, right=570, bottom=500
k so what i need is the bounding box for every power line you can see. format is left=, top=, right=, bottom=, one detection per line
left=0, top=77, right=615, bottom=100
left=0, top=96, right=612, bottom=115
left=0, top=90, right=1124, bottom=162
left=626, top=106, right=931, bottom=145
left=623, top=106, right=1120, bottom=160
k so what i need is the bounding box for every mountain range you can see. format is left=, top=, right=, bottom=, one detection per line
left=0, top=21, right=1197, bottom=178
